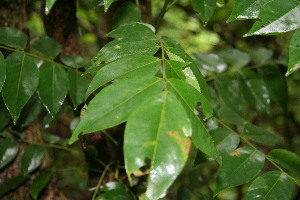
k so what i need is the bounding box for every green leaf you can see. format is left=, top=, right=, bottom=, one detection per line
left=243, top=124, right=277, bottom=146
left=287, top=28, right=300, bottom=75
left=19, top=95, right=43, bottom=128
left=210, top=127, right=240, bottom=155
left=96, top=181, right=135, bottom=200
left=162, top=36, right=209, bottom=99
left=268, top=149, right=300, bottom=176
left=30, top=36, right=61, bottom=59
left=60, top=55, right=87, bottom=68
left=191, top=0, right=217, bottom=25
left=70, top=76, right=163, bottom=144
left=86, top=55, right=160, bottom=98
left=250, top=47, right=273, bottom=64
left=259, top=65, right=288, bottom=111
left=215, top=147, right=265, bottom=195
left=2, top=53, right=39, bottom=124
left=103, top=0, right=114, bottom=12
left=0, top=138, right=19, bottom=170
left=42, top=133, right=69, bottom=146
left=177, top=185, right=192, bottom=200
left=218, top=107, right=246, bottom=126
left=194, top=53, right=227, bottom=73
left=238, top=69, right=270, bottom=114
left=30, top=171, right=52, bottom=200
left=38, top=62, right=68, bottom=117
left=0, top=174, right=28, bottom=197
left=245, top=0, right=300, bottom=36
left=124, top=91, right=192, bottom=200
left=68, top=70, right=89, bottom=109
left=218, top=48, right=250, bottom=68
left=165, top=79, right=218, bottom=161
left=0, top=52, right=6, bottom=91
left=227, top=0, right=270, bottom=22
left=0, top=97, right=10, bottom=129
left=166, top=78, right=212, bottom=119
left=165, top=60, right=188, bottom=81
left=0, top=27, right=28, bottom=49
left=45, top=0, right=57, bottom=14
left=245, top=171, right=293, bottom=200
left=21, top=145, right=45, bottom=175
left=93, top=23, right=158, bottom=63
left=214, top=77, right=243, bottom=114
left=112, top=2, right=141, bottom=29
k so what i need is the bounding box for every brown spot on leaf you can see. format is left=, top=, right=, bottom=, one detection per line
left=184, top=140, right=191, bottom=155
left=115, top=115, right=120, bottom=119
left=230, top=149, right=240, bottom=156
left=133, top=169, right=150, bottom=176
left=115, top=45, right=121, bottom=49
left=118, top=38, right=122, bottom=40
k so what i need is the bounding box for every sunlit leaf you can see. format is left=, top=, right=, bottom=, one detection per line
left=21, top=145, right=45, bottom=175
left=38, top=62, right=68, bottom=117
left=68, top=70, right=89, bottom=109
left=86, top=55, right=160, bottom=98
left=210, top=127, right=240, bottom=155
left=243, top=124, right=277, bottom=146
left=0, top=27, right=27, bottom=49
left=30, top=171, right=52, bottom=200
left=227, top=0, right=270, bottom=22
left=214, top=77, right=243, bottom=114
left=245, top=0, right=300, bottom=36
left=165, top=60, right=187, bottom=80
left=45, top=0, right=57, bottom=14
left=287, top=28, right=300, bottom=75
left=112, top=2, right=141, bottom=29
left=125, top=91, right=192, bottom=200
left=268, top=149, right=300, bottom=176
left=0, top=174, right=28, bottom=197
left=191, top=0, right=217, bottom=25
left=70, top=76, right=163, bottom=144
left=0, top=52, right=6, bottom=91
left=245, top=171, right=293, bottom=200
left=259, top=65, right=288, bottom=111
left=2, top=53, right=39, bottom=124
left=30, top=36, right=61, bottom=59
left=238, top=69, right=270, bottom=114
left=0, top=138, right=19, bottom=170
left=214, top=147, right=265, bottom=195
left=93, top=23, right=158, bottom=64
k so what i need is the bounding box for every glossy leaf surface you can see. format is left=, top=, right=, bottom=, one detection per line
left=165, top=60, right=187, bottom=80
left=239, top=69, right=270, bottom=114
left=243, top=124, right=277, bottom=146
left=70, top=76, right=163, bottom=144
left=124, top=92, right=192, bottom=200
left=86, top=55, right=160, bottom=98
left=2, top=53, right=39, bottom=123
left=30, top=36, right=61, bottom=59
left=259, top=65, right=288, bottom=111
left=268, top=149, right=300, bottom=176
left=166, top=79, right=219, bottom=161
left=0, top=27, right=27, bottom=49
left=210, top=127, right=240, bottom=155
left=112, top=2, right=141, bottom=29
left=38, top=62, right=68, bottom=117
left=45, top=0, right=57, bottom=14
left=245, top=0, right=300, bottom=36
left=21, top=145, right=45, bottom=175
left=214, top=77, right=243, bottom=114
left=215, top=147, right=265, bottom=195
left=0, top=52, right=5, bottom=91
left=194, top=53, right=227, bottom=73
left=245, top=171, right=293, bottom=200
left=103, top=0, right=114, bottom=11
left=68, top=70, right=89, bottom=108
left=0, top=174, right=27, bottom=197
left=227, top=0, right=269, bottom=22
left=191, top=0, right=217, bottom=24
left=288, top=28, right=300, bottom=75
left=0, top=138, right=19, bottom=170
left=30, top=171, right=52, bottom=200
left=93, top=23, right=158, bottom=63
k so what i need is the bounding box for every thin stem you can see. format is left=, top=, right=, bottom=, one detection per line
left=214, top=117, right=300, bottom=187
left=155, top=0, right=172, bottom=32
left=91, top=162, right=112, bottom=200
left=102, top=130, right=118, bottom=145
left=135, top=0, right=139, bottom=7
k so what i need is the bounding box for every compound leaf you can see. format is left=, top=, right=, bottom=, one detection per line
left=30, top=36, right=61, bottom=59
